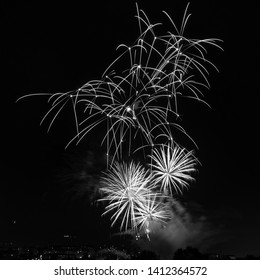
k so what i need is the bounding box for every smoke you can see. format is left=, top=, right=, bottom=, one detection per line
left=135, top=199, right=225, bottom=259
left=55, top=148, right=107, bottom=205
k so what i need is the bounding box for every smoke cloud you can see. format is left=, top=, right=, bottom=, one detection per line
left=135, top=199, right=226, bottom=259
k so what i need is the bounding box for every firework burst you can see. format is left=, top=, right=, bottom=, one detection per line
left=17, top=3, right=222, bottom=164
left=99, top=161, right=155, bottom=232
left=134, top=193, right=171, bottom=239
left=149, top=142, right=198, bottom=195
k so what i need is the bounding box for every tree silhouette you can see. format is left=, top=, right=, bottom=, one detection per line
left=173, top=246, right=204, bottom=260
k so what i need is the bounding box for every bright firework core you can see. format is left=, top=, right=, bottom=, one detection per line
left=125, top=105, right=137, bottom=120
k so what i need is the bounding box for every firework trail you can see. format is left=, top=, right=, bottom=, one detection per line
left=17, top=3, right=222, bottom=164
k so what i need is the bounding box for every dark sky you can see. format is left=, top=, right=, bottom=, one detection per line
left=3, top=0, right=260, bottom=257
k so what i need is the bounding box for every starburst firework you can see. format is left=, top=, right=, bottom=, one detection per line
left=149, top=142, right=197, bottom=195
left=134, top=193, right=171, bottom=239
left=99, top=161, right=155, bottom=232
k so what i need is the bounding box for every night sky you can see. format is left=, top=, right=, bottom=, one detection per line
left=3, top=0, right=260, bottom=258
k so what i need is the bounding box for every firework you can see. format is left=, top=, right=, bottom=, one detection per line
left=149, top=142, right=198, bottom=195
left=17, top=3, right=222, bottom=164
left=99, top=161, right=155, bottom=232
left=134, top=193, right=171, bottom=239
left=17, top=3, right=223, bottom=240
